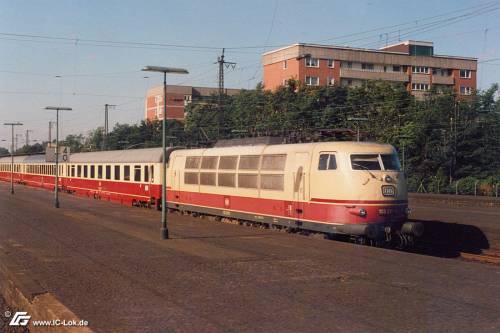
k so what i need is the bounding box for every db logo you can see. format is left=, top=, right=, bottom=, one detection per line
left=9, top=311, right=31, bottom=326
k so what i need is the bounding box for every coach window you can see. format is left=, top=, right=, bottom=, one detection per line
left=201, top=156, right=218, bottom=169
left=185, top=156, right=201, bottom=169
left=218, top=173, right=235, bottom=187
left=105, top=165, right=111, bottom=180
left=124, top=165, right=130, bottom=181
left=71, top=165, right=76, bottom=177
left=83, top=165, right=88, bottom=178
left=144, top=165, right=149, bottom=182
left=184, top=172, right=199, bottom=185
left=77, top=165, right=82, bottom=177
left=150, top=165, right=154, bottom=181
left=261, top=154, right=286, bottom=170
left=318, top=154, right=337, bottom=170
left=134, top=165, right=141, bottom=182
left=97, top=165, right=103, bottom=179
left=260, top=174, right=284, bottom=191
left=90, top=165, right=95, bottom=178
left=114, top=165, right=120, bottom=180
left=238, top=155, right=260, bottom=170
left=238, top=174, right=258, bottom=189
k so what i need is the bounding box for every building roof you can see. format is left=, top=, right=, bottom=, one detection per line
left=69, top=148, right=164, bottom=163
left=262, top=42, right=477, bottom=61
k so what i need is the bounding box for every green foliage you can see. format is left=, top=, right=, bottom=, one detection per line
left=0, top=146, right=10, bottom=156
left=10, top=81, right=500, bottom=194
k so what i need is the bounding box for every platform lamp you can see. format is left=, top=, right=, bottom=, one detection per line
left=45, top=106, right=72, bottom=208
left=141, top=66, right=188, bottom=240
left=3, top=122, right=23, bottom=194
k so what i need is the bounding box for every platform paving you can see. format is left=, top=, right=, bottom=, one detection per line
left=0, top=182, right=499, bottom=333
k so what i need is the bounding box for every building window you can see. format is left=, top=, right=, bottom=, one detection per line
left=392, top=65, right=401, bottom=72
left=305, top=76, right=319, bottom=86
left=327, top=59, right=334, bottom=68
left=411, top=83, right=430, bottom=91
left=342, top=61, right=353, bottom=68
left=361, top=63, right=374, bottom=71
left=327, top=77, right=335, bottom=86
left=283, top=60, right=287, bottom=69
left=305, top=57, right=319, bottom=67
left=412, top=66, right=429, bottom=74
left=460, top=86, right=472, bottom=95
left=459, top=69, right=471, bottom=78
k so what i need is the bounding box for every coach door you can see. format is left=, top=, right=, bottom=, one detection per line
left=293, top=152, right=310, bottom=221
left=170, top=157, right=182, bottom=201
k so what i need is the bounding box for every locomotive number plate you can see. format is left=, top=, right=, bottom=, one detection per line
left=381, top=185, right=396, bottom=197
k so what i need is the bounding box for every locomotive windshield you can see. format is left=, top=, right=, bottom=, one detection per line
left=380, top=154, right=401, bottom=171
left=351, top=153, right=401, bottom=171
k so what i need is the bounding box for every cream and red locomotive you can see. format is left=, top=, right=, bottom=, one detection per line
left=0, top=141, right=422, bottom=245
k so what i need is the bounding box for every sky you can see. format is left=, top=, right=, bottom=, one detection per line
left=0, top=0, right=499, bottom=149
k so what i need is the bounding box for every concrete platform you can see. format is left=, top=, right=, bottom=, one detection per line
left=0, top=182, right=499, bottom=332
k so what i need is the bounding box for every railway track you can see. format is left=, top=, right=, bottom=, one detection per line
left=460, top=250, right=500, bottom=265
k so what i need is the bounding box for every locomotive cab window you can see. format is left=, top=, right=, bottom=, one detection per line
left=318, top=154, right=337, bottom=170
left=351, top=154, right=381, bottom=170
left=381, top=154, right=401, bottom=171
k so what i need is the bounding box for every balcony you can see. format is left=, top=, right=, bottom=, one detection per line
left=411, top=73, right=431, bottom=84
left=432, top=75, right=454, bottom=85
left=340, top=68, right=409, bottom=82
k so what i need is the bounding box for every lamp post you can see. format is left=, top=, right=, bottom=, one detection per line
left=45, top=106, right=72, bottom=208
left=3, top=122, right=23, bottom=194
left=141, top=66, right=188, bottom=239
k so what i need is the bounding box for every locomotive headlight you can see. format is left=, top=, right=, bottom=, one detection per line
left=359, top=208, right=367, bottom=217
left=384, top=174, right=393, bottom=183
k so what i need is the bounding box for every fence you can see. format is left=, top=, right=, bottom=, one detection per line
left=411, top=177, right=500, bottom=197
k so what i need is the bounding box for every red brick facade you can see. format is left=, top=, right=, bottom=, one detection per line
left=262, top=41, right=477, bottom=99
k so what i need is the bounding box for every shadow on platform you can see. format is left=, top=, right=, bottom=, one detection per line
left=410, top=219, right=490, bottom=258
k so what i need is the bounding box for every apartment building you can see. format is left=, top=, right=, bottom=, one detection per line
left=262, top=40, right=477, bottom=98
left=145, top=85, right=241, bottom=121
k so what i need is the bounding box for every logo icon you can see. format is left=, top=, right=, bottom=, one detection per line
left=9, top=311, right=31, bottom=326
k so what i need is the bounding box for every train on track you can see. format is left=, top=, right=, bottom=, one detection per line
left=0, top=141, right=423, bottom=246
